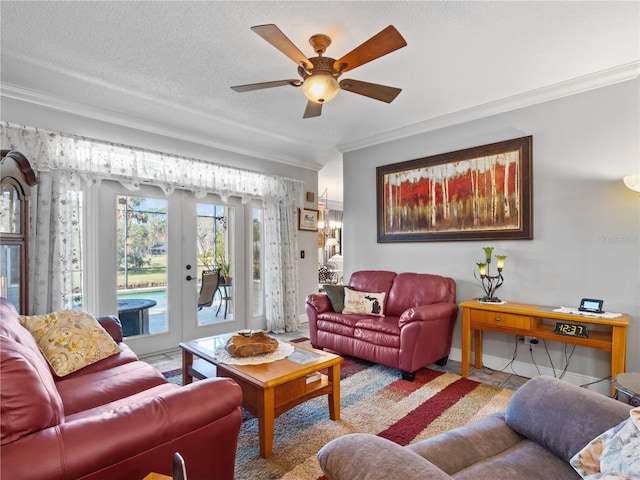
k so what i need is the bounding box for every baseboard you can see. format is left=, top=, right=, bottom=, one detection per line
left=448, top=347, right=613, bottom=396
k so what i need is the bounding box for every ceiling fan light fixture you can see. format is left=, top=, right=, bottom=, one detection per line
left=302, top=74, right=339, bottom=104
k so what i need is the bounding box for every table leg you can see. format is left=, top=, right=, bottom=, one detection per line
left=461, top=309, right=471, bottom=377
left=258, top=387, right=275, bottom=458
left=474, top=330, right=483, bottom=368
left=611, top=325, right=627, bottom=395
left=327, top=363, right=341, bottom=420
left=182, top=350, right=193, bottom=385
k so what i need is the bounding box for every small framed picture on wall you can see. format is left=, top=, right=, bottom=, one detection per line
left=299, top=208, right=319, bottom=231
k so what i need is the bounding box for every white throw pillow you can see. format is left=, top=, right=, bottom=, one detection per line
left=342, top=289, right=385, bottom=316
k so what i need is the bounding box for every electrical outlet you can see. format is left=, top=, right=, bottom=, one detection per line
left=524, top=336, right=537, bottom=345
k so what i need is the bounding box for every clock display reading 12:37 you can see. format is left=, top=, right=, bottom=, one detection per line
left=553, top=322, right=589, bottom=338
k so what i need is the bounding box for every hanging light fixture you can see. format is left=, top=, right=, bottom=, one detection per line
left=302, top=73, right=340, bottom=104
left=623, top=174, right=640, bottom=192
left=300, top=34, right=340, bottom=105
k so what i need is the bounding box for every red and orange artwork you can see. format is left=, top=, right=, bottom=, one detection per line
left=377, top=136, right=532, bottom=242
left=383, top=151, right=520, bottom=234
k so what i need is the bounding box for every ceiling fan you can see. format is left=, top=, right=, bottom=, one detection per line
left=231, top=24, right=407, bottom=119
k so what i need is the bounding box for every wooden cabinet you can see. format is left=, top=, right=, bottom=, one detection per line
left=1, top=150, right=37, bottom=314
left=460, top=300, right=629, bottom=394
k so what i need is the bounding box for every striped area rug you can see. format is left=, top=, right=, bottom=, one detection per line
left=163, top=349, right=514, bottom=480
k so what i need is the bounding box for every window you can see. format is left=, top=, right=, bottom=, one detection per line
left=252, top=207, right=263, bottom=316
left=196, top=202, right=233, bottom=325
left=116, top=195, right=168, bottom=334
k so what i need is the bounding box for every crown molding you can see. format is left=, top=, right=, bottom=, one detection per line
left=3, top=61, right=637, bottom=166
left=338, top=62, right=640, bottom=153
left=0, top=83, right=325, bottom=171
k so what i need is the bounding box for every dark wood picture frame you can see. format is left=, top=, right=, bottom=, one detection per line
left=377, top=136, right=533, bottom=242
left=298, top=208, right=319, bottom=231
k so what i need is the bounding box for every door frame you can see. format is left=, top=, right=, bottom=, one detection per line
left=93, top=182, right=248, bottom=355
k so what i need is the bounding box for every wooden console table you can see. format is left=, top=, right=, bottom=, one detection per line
left=460, top=300, right=629, bottom=393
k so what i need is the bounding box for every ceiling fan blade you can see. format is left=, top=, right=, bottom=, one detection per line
left=303, top=100, right=322, bottom=119
left=334, top=25, right=407, bottom=73
left=251, top=24, right=313, bottom=70
left=339, top=79, right=402, bottom=103
left=231, top=79, right=301, bottom=92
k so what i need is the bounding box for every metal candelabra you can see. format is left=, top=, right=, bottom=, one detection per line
left=474, top=247, right=507, bottom=303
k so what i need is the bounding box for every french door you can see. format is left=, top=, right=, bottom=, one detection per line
left=96, top=182, right=247, bottom=355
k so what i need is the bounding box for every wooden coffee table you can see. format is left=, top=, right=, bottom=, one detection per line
left=179, top=334, right=342, bottom=458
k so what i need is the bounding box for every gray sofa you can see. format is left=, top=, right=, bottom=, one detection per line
left=317, top=376, right=632, bottom=480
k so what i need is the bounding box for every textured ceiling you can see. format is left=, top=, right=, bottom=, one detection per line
left=1, top=1, right=639, bottom=202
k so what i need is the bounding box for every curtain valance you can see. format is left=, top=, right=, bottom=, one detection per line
left=1, top=122, right=303, bottom=205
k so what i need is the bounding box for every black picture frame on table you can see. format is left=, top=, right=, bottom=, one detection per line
left=377, top=136, right=533, bottom=242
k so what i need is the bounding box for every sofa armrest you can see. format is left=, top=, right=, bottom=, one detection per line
left=306, top=293, right=333, bottom=314
left=318, top=433, right=453, bottom=480
left=398, top=303, right=458, bottom=326
left=1, top=377, right=242, bottom=480
left=98, top=315, right=124, bottom=343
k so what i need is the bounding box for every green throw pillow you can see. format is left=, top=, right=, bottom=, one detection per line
left=323, top=285, right=346, bottom=312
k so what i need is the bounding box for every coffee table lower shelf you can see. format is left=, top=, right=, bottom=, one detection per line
left=181, top=340, right=342, bottom=458
left=190, top=357, right=334, bottom=415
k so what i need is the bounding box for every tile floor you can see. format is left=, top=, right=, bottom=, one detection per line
left=140, top=322, right=530, bottom=391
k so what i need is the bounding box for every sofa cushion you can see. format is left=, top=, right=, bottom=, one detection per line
left=354, top=318, right=401, bottom=348
left=56, top=360, right=168, bottom=415
left=324, top=284, right=347, bottom=312
left=318, top=312, right=362, bottom=328
left=407, top=412, right=578, bottom=479
left=386, top=273, right=456, bottom=316
left=317, top=317, right=358, bottom=338
left=506, top=376, right=632, bottom=463
left=348, top=270, right=396, bottom=305
left=0, top=299, right=46, bottom=360
left=343, top=289, right=386, bottom=316
left=452, top=439, right=580, bottom=480
left=19, top=310, right=122, bottom=377
left=66, top=382, right=180, bottom=421
left=56, top=343, right=139, bottom=381
left=0, top=335, right=65, bottom=445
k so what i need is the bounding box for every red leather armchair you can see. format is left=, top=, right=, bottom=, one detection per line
left=0, top=298, right=243, bottom=480
left=306, top=270, right=458, bottom=381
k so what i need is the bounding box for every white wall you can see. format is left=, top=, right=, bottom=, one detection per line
left=1, top=97, right=320, bottom=326
left=343, top=79, right=640, bottom=388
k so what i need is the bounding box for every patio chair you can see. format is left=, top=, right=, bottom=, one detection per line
left=216, top=278, right=232, bottom=319
left=197, top=270, right=220, bottom=310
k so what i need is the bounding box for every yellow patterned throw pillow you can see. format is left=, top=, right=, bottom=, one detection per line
left=19, top=310, right=122, bottom=377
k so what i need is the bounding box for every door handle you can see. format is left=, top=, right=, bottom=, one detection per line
left=186, top=275, right=194, bottom=281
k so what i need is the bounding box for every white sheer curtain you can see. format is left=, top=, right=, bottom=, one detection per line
left=1, top=122, right=304, bottom=325
left=30, top=170, right=85, bottom=313
left=263, top=202, right=300, bottom=333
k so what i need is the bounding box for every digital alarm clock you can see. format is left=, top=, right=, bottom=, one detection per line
left=554, top=322, right=589, bottom=338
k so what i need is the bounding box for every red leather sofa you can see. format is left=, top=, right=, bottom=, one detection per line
left=306, top=270, right=458, bottom=381
left=0, top=298, right=243, bottom=480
